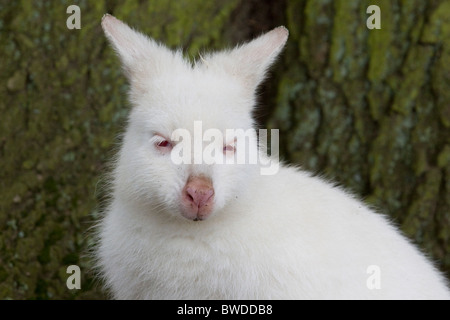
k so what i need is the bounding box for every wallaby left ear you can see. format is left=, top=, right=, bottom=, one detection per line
left=205, top=27, right=289, bottom=91
left=101, top=14, right=176, bottom=83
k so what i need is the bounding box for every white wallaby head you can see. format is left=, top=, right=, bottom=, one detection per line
left=101, top=14, right=288, bottom=221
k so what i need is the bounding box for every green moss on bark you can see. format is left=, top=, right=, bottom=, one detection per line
left=0, top=0, right=240, bottom=300
left=271, top=0, right=450, bottom=279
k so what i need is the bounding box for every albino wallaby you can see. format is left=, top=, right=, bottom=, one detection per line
left=97, top=14, right=450, bottom=299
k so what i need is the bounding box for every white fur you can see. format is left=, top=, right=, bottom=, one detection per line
left=97, top=14, right=450, bottom=299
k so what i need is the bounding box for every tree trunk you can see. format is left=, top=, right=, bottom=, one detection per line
left=268, top=0, right=450, bottom=278
left=0, top=0, right=239, bottom=300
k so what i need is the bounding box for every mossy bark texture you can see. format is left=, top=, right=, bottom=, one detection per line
left=270, top=0, right=450, bottom=280
left=0, top=0, right=448, bottom=299
left=0, top=0, right=238, bottom=300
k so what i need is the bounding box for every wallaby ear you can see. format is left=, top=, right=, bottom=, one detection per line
left=101, top=14, right=174, bottom=82
left=205, top=27, right=289, bottom=91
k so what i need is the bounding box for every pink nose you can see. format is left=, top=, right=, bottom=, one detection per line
left=181, top=176, right=214, bottom=221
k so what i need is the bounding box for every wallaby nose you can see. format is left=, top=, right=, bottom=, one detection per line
left=181, top=176, right=214, bottom=221
left=186, top=186, right=214, bottom=208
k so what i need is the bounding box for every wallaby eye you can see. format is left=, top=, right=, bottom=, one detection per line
left=157, top=140, right=171, bottom=148
left=223, top=144, right=235, bottom=154
left=224, top=138, right=236, bottom=155
left=153, top=135, right=173, bottom=154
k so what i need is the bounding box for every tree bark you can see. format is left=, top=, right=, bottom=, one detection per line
left=0, top=0, right=239, bottom=300
left=269, top=0, right=450, bottom=278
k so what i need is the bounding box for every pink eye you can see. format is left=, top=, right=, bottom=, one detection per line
left=154, top=135, right=173, bottom=154
left=223, top=145, right=235, bottom=154
left=157, top=140, right=171, bottom=148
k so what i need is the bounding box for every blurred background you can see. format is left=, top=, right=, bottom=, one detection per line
left=0, top=0, right=449, bottom=299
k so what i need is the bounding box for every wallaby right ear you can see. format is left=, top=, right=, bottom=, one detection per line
left=101, top=14, right=172, bottom=81
left=201, top=27, right=288, bottom=93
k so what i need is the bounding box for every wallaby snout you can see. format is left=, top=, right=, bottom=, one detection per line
left=181, top=176, right=215, bottom=221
